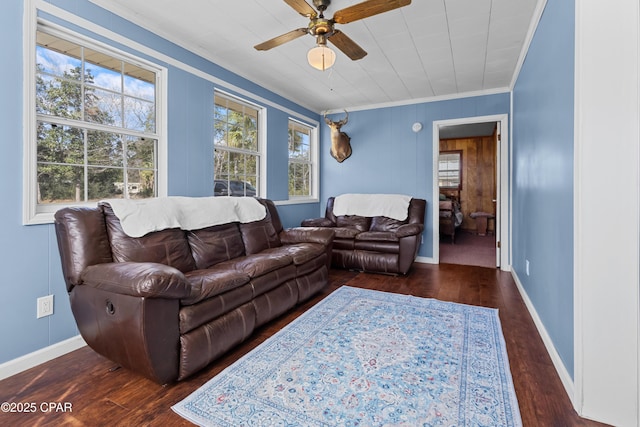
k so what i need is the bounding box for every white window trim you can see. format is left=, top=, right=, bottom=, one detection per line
left=22, top=11, right=168, bottom=225
left=286, top=117, right=319, bottom=203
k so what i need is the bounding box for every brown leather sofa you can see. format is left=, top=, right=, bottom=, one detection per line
left=54, top=198, right=333, bottom=384
left=301, top=197, right=426, bottom=275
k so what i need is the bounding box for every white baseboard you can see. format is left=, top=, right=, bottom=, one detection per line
left=510, top=270, right=576, bottom=407
left=415, top=256, right=436, bottom=264
left=0, top=335, right=87, bottom=381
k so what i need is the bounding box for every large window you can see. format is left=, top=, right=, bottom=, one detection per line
left=26, top=25, right=164, bottom=223
left=288, top=119, right=315, bottom=198
left=214, top=93, right=261, bottom=197
left=438, top=150, right=463, bottom=189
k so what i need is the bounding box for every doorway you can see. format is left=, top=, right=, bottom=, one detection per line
left=432, top=115, right=510, bottom=270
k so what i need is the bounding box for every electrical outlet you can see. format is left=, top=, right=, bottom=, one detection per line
left=525, top=259, right=530, bottom=276
left=37, top=295, right=54, bottom=318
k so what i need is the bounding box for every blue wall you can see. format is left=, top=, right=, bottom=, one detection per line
left=0, top=0, right=320, bottom=364
left=512, top=0, right=575, bottom=376
left=321, top=94, right=510, bottom=258
left=1, top=0, right=577, bottom=379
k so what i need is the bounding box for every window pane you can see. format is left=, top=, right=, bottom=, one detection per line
left=87, top=130, right=123, bottom=166
left=438, top=151, right=462, bottom=188
left=87, top=88, right=122, bottom=127
left=88, top=166, right=123, bottom=201
left=123, top=62, right=155, bottom=101
left=289, top=128, right=310, bottom=160
left=37, top=163, right=84, bottom=204
left=35, top=33, right=82, bottom=79
left=37, top=122, right=84, bottom=164
left=124, top=96, right=155, bottom=132
left=84, top=49, right=122, bottom=92
left=36, top=74, right=82, bottom=119
left=289, top=162, right=311, bottom=197
left=228, top=152, right=245, bottom=180
left=127, top=168, right=156, bottom=198
left=214, top=149, right=230, bottom=175
left=126, top=136, right=156, bottom=169
left=214, top=120, right=227, bottom=146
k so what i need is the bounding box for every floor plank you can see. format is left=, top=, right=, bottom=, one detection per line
left=0, top=265, right=610, bottom=426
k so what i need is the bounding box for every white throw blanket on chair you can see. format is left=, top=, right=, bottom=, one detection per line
left=333, top=193, right=412, bottom=221
left=104, top=196, right=266, bottom=237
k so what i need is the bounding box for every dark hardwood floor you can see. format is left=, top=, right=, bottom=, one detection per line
left=0, top=264, right=610, bottom=426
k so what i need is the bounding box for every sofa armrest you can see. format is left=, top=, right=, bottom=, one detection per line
left=280, top=227, right=335, bottom=246
left=301, top=218, right=335, bottom=227
left=396, top=223, right=424, bottom=238
left=80, top=262, right=192, bottom=299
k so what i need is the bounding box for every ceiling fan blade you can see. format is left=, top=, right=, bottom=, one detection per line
left=254, top=28, right=308, bottom=51
left=328, top=30, right=367, bottom=60
left=283, top=0, right=317, bottom=18
left=333, top=0, right=411, bottom=24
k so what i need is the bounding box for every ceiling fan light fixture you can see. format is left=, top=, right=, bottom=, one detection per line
left=307, top=44, right=336, bottom=71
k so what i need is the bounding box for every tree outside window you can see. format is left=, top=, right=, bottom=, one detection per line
left=213, top=93, right=260, bottom=196
left=288, top=119, right=313, bottom=198
left=34, top=29, right=158, bottom=208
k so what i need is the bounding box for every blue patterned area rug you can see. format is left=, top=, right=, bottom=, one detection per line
left=172, top=286, right=522, bottom=426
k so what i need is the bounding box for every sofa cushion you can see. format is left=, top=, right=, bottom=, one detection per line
left=239, top=217, right=282, bottom=255
left=220, top=252, right=292, bottom=278
left=265, top=243, right=325, bottom=266
left=333, top=239, right=355, bottom=250
left=336, top=215, right=370, bottom=231
left=300, top=217, right=334, bottom=227
left=334, top=227, right=362, bottom=239
left=354, top=240, right=400, bottom=254
left=102, top=204, right=196, bottom=273
left=249, top=264, right=297, bottom=296
left=182, top=267, right=250, bottom=305
left=355, top=231, right=400, bottom=242
left=179, top=285, right=254, bottom=334
left=370, top=216, right=407, bottom=232
left=294, top=252, right=328, bottom=276
left=187, top=223, right=245, bottom=269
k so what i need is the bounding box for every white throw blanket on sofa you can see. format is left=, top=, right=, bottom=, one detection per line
left=104, top=196, right=266, bottom=237
left=333, top=193, right=412, bottom=221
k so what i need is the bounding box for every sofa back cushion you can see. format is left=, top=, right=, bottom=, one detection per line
left=239, top=204, right=282, bottom=255
left=336, top=215, right=371, bottom=231
left=54, top=207, right=114, bottom=292
left=101, top=204, right=197, bottom=273
left=407, top=198, right=427, bottom=225
left=325, top=197, right=338, bottom=224
left=370, top=216, right=408, bottom=232
left=187, top=223, right=245, bottom=269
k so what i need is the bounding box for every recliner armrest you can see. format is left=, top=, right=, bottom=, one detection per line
left=301, top=218, right=335, bottom=227
left=395, top=223, right=424, bottom=238
left=80, top=262, right=192, bottom=299
left=280, top=227, right=335, bottom=246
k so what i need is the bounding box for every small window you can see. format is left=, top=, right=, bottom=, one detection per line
left=25, top=25, right=164, bottom=224
left=288, top=119, right=315, bottom=198
left=439, top=150, right=462, bottom=189
left=213, top=92, right=261, bottom=196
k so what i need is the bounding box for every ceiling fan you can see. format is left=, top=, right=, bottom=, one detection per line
left=254, top=0, right=411, bottom=69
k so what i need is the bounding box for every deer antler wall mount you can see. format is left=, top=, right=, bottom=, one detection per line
left=324, top=110, right=352, bottom=163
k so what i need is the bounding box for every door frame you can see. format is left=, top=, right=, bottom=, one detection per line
left=432, top=114, right=510, bottom=271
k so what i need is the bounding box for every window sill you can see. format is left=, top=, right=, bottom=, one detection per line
left=274, top=197, right=319, bottom=206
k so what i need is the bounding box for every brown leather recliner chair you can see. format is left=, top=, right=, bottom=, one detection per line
left=301, top=197, right=426, bottom=275
left=54, top=198, right=333, bottom=384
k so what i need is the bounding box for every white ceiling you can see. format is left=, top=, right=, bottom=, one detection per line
left=89, top=0, right=541, bottom=113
